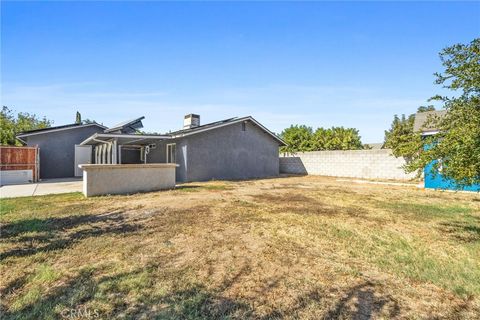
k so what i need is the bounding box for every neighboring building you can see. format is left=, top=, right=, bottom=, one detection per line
left=412, top=110, right=446, bottom=135
left=17, top=115, right=285, bottom=182
left=17, top=123, right=106, bottom=179
left=413, top=110, right=479, bottom=191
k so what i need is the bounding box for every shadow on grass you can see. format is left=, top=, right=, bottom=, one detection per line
left=1, top=263, right=407, bottom=320
left=438, top=221, right=480, bottom=243
left=0, top=211, right=142, bottom=260
left=1, top=267, right=252, bottom=319
left=251, top=192, right=369, bottom=218
left=378, top=201, right=474, bottom=221
left=174, top=185, right=203, bottom=193
left=323, top=281, right=400, bottom=320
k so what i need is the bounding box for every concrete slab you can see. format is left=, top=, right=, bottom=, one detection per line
left=34, top=180, right=83, bottom=196
left=0, top=184, right=37, bottom=198
left=0, top=178, right=83, bottom=199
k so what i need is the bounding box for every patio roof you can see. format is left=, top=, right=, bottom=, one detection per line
left=79, top=133, right=171, bottom=146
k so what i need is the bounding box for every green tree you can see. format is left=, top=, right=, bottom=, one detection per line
left=311, top=127, right=329, bottom=150
left=313, top=127, right=363, bottom=150
left=280, top=125, right=314, bottom=153
left=83, top=118, right=99, bottom=125
left=75, top=111, right=82, bottom=124
left=416, top=105, right=436, bottom=113
left=0, top=106, right=52, bottom=145
left=383, top=106, right=435, bottom=159
left=405, top=39, right=480, bottom=186
left=280, top=125, right=363, bottom=153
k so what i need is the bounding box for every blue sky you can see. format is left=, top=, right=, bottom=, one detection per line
left=2, top=1, right=479, bottom=142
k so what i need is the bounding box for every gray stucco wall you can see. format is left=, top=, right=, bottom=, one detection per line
left=146, top=144, right=166, bottom=163
left=179, top=121, right=280, bottom=182
left=24, top=125, right=105, bottom=179
left=147, top=139, right=187, bottom=182
left=96, top=121, right=281, bottom=183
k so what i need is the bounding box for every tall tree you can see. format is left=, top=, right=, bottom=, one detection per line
left=405, top=39, right=480, bottom=186
left=75, top=111, right=82, bottom=124
left=0, top=106, right=52, bottom=145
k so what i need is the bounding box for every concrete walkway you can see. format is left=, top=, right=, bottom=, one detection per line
left=0, top=178, right=83, bottom=198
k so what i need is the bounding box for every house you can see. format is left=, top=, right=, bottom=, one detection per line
left=17, top=114, right=286, bottom=182
left=17, top=123, right=107, bottom=179
left=413, top=110, right=479, bottom=191
left=80, top=114, right=286, bottom=182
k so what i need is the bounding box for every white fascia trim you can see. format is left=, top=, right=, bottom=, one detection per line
left=95, top=133, right=171, bottom=139
left=16, top=137, right=27, bottom=144
left=80, top=133, right=171, bottom=145
left=17, top=123, right=108, bottom=139
left=421, top=130, right=440, bottom=136
left=171, top=116, right=287, bottom=145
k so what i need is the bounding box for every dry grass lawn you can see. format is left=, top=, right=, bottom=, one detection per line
left=1, top=175, right=479, bottom=319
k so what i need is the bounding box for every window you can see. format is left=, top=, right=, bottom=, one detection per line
left=166, top=143, right=176, bottom=163
left=242, top=121, right=246, bottom=131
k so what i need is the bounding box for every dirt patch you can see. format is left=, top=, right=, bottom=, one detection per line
left=250, top=192, right=369, bottom=217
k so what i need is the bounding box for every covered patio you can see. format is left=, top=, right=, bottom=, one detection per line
left=79, top=133, right=172, bottom=165
left=78, top=132, right=177, bottom=197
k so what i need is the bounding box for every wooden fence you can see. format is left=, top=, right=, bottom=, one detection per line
left=0, top=145, right=40, bottom=183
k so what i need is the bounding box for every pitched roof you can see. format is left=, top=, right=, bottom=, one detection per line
left=104, top=116, right=145, bottom=133
left=16, top=123, right=107, bottom=140
left=169, top=117, right=238, bottom=135
left=413, top=110, right=447, bottom=133
left=169, top=116, right=286, bottom=145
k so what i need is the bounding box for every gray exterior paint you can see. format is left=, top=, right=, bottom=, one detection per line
left=145, top=120, right=281, bottom=182
left=23, top=125, right=105, bottom=179
left=20, top=116, right=282, bottom=182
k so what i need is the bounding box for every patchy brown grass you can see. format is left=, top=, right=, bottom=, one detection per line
left=1, top=175, right=479, bottom=319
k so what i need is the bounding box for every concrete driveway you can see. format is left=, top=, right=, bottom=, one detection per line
left=0, top=178, right=83, bottom=198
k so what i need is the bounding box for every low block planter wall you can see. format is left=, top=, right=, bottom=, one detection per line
left=79, top=164, right=177, bottom=197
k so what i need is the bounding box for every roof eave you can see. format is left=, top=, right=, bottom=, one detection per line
left=16, top=136, right=27, bottom=144
left=170, top=116, right=286, bottom=146
left=16, top=123, right=108, bottom=139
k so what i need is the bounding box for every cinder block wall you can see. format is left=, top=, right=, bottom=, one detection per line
left=279, top=149, right=416, bottom=180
